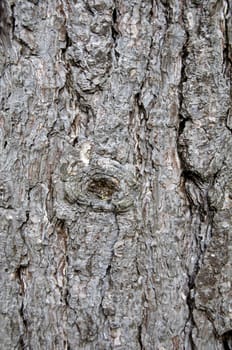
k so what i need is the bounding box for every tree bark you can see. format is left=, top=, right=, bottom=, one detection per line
left=0, top=0, right=231, bottom=349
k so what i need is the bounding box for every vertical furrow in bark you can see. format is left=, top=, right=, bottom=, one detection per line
left=177, top=1, right=232, bottom=348
left=132, top=1, right=190, bottom=348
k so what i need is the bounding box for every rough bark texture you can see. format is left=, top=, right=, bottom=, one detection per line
left=0, top=0, right=231, bottom=349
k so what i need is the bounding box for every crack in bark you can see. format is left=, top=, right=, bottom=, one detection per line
left=111, top=1, right=120, bottom=61
left=134, top=93, right=153, bottom=171
left=176, top=7, right=218, bottom=347
left=225, top=108, right=232, bottom=133
left=15, top=265, right=29, bottom=350
left=138, top=324, right=143, bottom=350
left=181, top=168, right=222, bottom=348
left=185, top=287, right=197, bottom=350
left=61, top=31, right=72, bottom=58
left=223, top=0, right=232, bottom=78
left=10, top=3, right=15, bottom=41
left=105, top=209, right=120, bottom=280
left=222, top=330, right=232, bottom=350
left=178, top=27, right=189, bottom=137
left=180, top=171, right=216, bottom=348
left=15, top=185, right=33, bottom=349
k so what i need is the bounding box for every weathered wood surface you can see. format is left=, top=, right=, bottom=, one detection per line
left=0, top=0, right=231, bottom=349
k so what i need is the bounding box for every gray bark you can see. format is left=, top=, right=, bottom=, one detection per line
left=0, top=0, right=231, bottom=349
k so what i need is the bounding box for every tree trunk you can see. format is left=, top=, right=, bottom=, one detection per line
left=0, top=0, right=231, bottom=349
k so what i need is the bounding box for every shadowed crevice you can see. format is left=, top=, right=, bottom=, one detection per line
left=222, top=330, right=232, bottom=350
